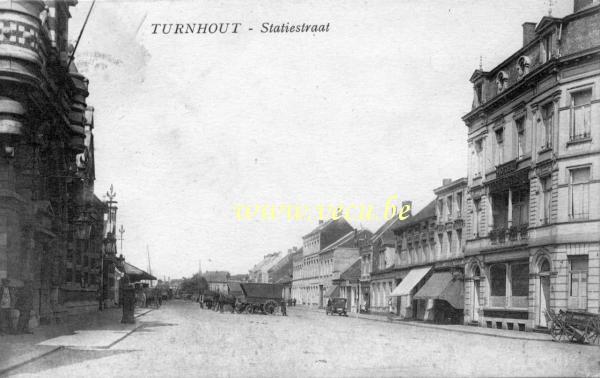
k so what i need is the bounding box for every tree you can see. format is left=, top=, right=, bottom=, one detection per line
left=180, top=274, right=208, bottom=294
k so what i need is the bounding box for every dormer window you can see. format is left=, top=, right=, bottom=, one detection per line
left=517, top=56, right=531, bottom=79
left=496, top=71, right=509, bottom=93
left=540, top=34, right=553, bottom=63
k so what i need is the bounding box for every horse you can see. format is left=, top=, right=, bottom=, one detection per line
left=216, top=293, right=236, bottom=313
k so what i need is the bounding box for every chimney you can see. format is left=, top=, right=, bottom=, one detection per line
left=574, top=0, right=595, bottom=13
left=522, top=22, right=536, bottom=46
left=442, top=178, right=453, bottom=186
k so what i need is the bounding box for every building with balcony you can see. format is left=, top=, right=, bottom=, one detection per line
left=462, top=0, right=600, bottom=331
left=0, top=0, right=108, bottom=331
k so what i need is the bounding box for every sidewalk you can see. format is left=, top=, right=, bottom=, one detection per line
left=290, top=305, right=553, bottom=342
left=0, top=307, right=153, bottom=375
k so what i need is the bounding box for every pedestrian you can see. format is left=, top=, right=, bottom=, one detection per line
left=280, top=299, right=287, bottom=316
left=15, top=281, right=33, bottom=334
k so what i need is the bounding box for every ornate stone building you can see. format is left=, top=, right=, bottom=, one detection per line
left=462, top=1, right=600, bottom=331
left=0, top=0, right=105, bottom=330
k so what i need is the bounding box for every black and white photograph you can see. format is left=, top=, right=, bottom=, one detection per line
left=0, top=0, right=600, bottom=376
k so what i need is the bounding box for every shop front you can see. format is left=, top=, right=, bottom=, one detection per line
left=389, top=266, right=432, bottom=319
left=413, top=270, right=464, bottom=324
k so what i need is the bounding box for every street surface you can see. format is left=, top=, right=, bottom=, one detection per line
left=7, top=300, right=600, bottom=377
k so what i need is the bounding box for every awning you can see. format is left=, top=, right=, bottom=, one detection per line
left=414, top=271, right=464, bottom=309
left=324, top=285, right=340, bottom=298
left=389, top=266, right=432, bottom=297
left=123, top=262, right=156, bottom=282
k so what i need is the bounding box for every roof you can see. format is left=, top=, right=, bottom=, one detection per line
left=267, top=253, right=291, bottom=273
left=339, top=259, right=361, bottom=281
left=321, top=229, right=372, bottom=253
left=433, top=177, right=467, bottom=195
left=370, top=215, right=404, bottom=243
left=391, top=200, right=436, bottom=233
left=203, top=271, right=229, bottom=283
left=123, top=262, right=156, bottom=281
left=250, top=252, right=283, bottom=273
left=302, top=217, right=351, bottom=239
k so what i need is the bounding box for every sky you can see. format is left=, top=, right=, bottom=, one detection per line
left=68, top=0, right=574, bottom=279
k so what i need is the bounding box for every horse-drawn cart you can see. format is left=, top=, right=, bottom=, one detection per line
left=545, top=309, right=600, bottom=344
left=236, top=283, right=284, bottom=315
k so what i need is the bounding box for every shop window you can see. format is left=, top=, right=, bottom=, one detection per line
left=490, top=264, right=507, bottom=307
left=569, top=167, right=590, bottom=220
left=568, top=256, right=588, bottom=310
left=570, top=89, right=592, bottom=141
left=510, top=263, right=529, bottom=308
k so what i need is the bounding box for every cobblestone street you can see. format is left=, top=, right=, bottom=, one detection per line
left=6, top=300, right=600, bottom=377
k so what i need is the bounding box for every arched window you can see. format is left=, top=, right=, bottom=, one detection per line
left=540, top=259, right=550, bottom=273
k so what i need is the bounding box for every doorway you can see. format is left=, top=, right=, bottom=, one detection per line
left=472, top=279, right=480, bottom=323
left=538, top=258, right=551, bottom=327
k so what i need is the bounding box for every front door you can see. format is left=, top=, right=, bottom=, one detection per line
left=539, top=275, right=550, bottom=327
left=472, top=279, right=480, bottom=322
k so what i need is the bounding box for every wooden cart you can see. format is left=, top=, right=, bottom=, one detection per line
left=237, top=283, right=284, bottom=315
left=545, top=309, right=600, bottom=344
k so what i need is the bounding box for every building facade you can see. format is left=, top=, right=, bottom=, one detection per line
left=462, top=1, right=600, bottom=331
left=291, top=218, right=357, bottom=306
left=0, top=0, right=109, bottom=331
left=203, top=271, right=230, bottom=294
left=248, top=252, right=283, bottom=283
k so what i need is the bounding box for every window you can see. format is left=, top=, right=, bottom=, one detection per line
left=541, top=177, right=552, bottom=224
left=541, top=103, right=554, bottom=149
left=516, top=117, right=526, bottom=159
left=570, top=89, right=592, bottom=141
left=473, top=199, right=481, bottom=237
left=494, top=128, right=504, bottom=165
left=446, top=195, right=453, bottom=220
left=511, top=188, right=529, bottom=227
left=474, top=139, right=483, bottom=176
left=438, top=199, right=445, bottom=221
left=490, top=264, right=507, bottom=307
left=540, top=34, right=552, bottom=63
left=456, top=192, right=463, bottom=218
left=492, top=192, right=509, bottom=229
left=569, top=167, right=590, bottom=220
left=456, top=229, right=462, bottom=253
left=447, top=231, right=453, bottom=255
left=511, top=263, right=529, bottom=306
left=437, top=234, right=444, bottom=257
left=569, top=256, right=588, bottom=310
left=474, top=83, right=483, bottom=107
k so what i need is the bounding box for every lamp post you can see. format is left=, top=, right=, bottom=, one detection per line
left=118, top=225, right=125, bottom=254
left=101, top=185, right=117, bottom=311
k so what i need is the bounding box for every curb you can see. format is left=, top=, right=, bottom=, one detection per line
left=292, top=306, right=555, bottom=343
left=0, top=308, right=155, bottom=375
left=0, top=346, right=64, bottom=377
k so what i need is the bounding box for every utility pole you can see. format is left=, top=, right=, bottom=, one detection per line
left=147, top=245, right=152, bottom=288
